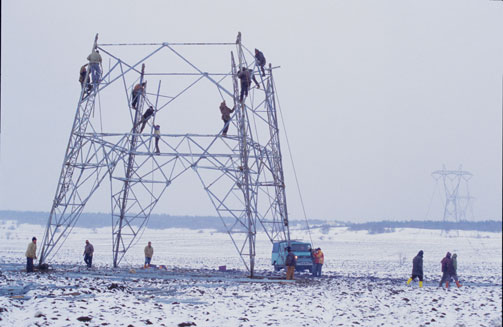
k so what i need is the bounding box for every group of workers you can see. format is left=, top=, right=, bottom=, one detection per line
left=25, top=237, right=154, bottom=270
left=237, top=49, right=266, bottom=102
left=79, top=47, right=268, bottom=146
left=284, top=246, right=325, bottom=280
left=406, top=250, right=462, bottom=288
left=24, top=237, right=464, bottom=289
left=219, top=48, right=266, bottom=137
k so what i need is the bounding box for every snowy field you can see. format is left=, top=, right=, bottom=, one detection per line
left=0, top=221, right=501, bottom=327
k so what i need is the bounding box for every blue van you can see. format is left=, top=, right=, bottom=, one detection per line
left=271, top=240, right=313, bottom=272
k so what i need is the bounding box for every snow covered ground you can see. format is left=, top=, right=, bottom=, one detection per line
left=0, top=221, right=501, bottom=326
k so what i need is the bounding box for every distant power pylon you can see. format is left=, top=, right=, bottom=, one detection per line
left=39, top=33, right=291, bottom=277
left=432, top=165, right=474, bottom=225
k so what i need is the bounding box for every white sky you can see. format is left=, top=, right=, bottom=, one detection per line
left=1, top=0, right=502, bottom=222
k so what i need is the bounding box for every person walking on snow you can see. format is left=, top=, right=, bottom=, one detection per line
left=83, top=240, right=94, bottom=268
left=25, top=237, right=37, bottom=273
left=87, top=49, right=102, bottom=86
left=219, top=101, right=235, bottom=136
left=407, top=250, right=424, bottom=288
left=285, top=246, right=296, bottom=280
left=439, top=252, right=454, bottom=288
left=254, top=48, right=266, bottom=76
left=450, top=253, right=462, bottom=287
left=144, top=241, right=154, bottom=267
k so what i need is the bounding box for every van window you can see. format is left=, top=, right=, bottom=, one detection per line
left=291, top=244, right=310, bottom=252
left=272, top=243, right=279, bottom=252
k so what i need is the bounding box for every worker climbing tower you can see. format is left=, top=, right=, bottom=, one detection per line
left=39, top=33, right=291, bottom=276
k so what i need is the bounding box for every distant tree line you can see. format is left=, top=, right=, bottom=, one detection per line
left=347, top=220, right=502, bottom=233
left=0, top=211, right=500, bottom=233
left=0, top=210, right=235, bottom=230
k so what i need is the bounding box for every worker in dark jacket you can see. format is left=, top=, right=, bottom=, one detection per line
left=83, top=240, right=94, bottom=268
left=285, top=246, right=296, bottom=280
left=79, top=64, right=92, bottom=97
left=438, top=252, right=452, bottom=288
left=237, top=67, right=251, bottom=102
left=237, top=67, right=260, bottom=102
left=254, top=48, right=266, bottom=76
left=219, top=100, right=235, bottom=136
left=407, top=250, right=424, bottom=288
left=137, top=106, right=155, bottom=133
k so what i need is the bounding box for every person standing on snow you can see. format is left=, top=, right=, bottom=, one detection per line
left=25, top=237, right=37, bottom=273
left=407, top=250, right=424, bottom=288
left=285, top=246, right=296, bottom=280
left=144, top=241, right=154, bottom=267
left=83, top=240, right=94, bottom=268
left=312, top=248, right=324, bottom=277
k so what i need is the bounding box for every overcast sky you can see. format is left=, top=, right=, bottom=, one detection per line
left=1, top=0, right=502, bottom=222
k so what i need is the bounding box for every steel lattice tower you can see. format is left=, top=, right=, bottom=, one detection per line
left=432, top=165, right=474, bottom=224
left=39, top=33, right=291, bottom=276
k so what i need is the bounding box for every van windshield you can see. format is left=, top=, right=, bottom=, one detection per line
left=291, top=244, right=310, bottom=252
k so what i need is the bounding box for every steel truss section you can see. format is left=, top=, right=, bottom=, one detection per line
left=39, top=33, right=291, bottom=276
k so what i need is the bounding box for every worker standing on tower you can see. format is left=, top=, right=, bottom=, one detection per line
left=131, top=82, right=147, bottom=109
left=87, top=49, right=102, bottom=87
left=237, top=67, right=250, bottom=102
left=254, top=48, right=266, bottom=76
left=407, top=250, right=424, bottom=288
left=219, top=100, right=235, bottom=137
left=153, top=124, right=161, bottom=154
left=237, top=67, right=260, bottom=102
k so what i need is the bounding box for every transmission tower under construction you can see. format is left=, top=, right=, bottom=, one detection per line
left=39, top=33, right=291, bottom=277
